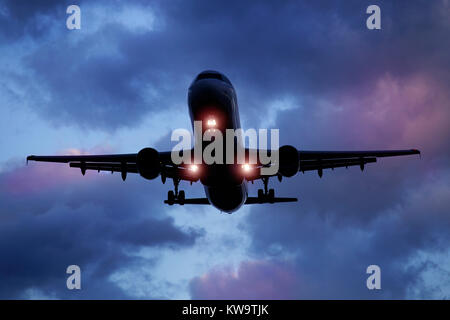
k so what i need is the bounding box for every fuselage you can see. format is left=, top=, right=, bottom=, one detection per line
left=188, top=70, right=247, bottom=213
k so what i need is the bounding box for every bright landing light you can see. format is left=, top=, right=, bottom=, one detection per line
left=242, top=164, right=252, bottom=172
left=206, top=119, right=216, bottom=127
left=189, top=164, right=199, bottom=172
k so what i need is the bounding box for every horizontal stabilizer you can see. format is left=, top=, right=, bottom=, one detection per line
left=164, top=198, right=210, bottom=205
left=245, top=197, right=298, bottom=204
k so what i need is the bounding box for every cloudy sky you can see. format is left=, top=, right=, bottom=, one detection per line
left=0, top=0, right=449, bottom=299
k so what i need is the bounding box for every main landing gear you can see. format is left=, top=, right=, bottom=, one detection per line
left=257, top=177, right=275, bottom=203
left=243, top=176, right=297, bottom=204
left=166, top=178, right=185, bottom=205
left=164, top=176, right=298, bottom=206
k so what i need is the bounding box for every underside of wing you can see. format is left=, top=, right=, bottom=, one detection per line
left=27, top=153, right=139, bottom=181
left=299, top=149, right=420, bottom=160
left=26, top=154, right=137, bottom=164
left=26, top=149, right=197, bottom=183
left=297, top=149, right=420, bottom=177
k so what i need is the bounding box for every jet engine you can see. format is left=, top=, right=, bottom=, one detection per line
left=137, top=148, right=160, bottom=180
left=278, top=145, right=299, bottom=177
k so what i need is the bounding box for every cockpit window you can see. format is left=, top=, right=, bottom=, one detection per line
left=195, top=71, right=232, bottom=85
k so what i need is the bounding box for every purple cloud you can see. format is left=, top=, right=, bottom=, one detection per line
left=190, top=260, right=299, bottom=299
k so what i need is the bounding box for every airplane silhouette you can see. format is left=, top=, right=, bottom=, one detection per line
left=27, top=70, right=420, bottom=213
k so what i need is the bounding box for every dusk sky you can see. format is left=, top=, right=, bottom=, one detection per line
left=0, top=0, right=449, bottom=299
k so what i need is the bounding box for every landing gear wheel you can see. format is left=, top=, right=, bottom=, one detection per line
left=257, top=189, right=264, bottom=198
left=268, top=189, right=275, bottom=203
left=167, top=190, right=175, bottom=205
left=258, top=189, right=265, bottom=203
left=178, top=190, right=185, bottom=205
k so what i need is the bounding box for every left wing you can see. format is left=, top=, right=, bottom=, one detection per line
left=27, top=153, right=140, bottom=181
left=26, top=150, right=198, bottom=182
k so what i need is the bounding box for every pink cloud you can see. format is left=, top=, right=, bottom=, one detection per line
left=190, top=260, right=299, bottom=299
left=1, top=147, right=109, bottom=195
left=336, top=73, right=450, bottom=152
left=295, top=72, right=449, bottom=163
left=2, top=162, right=86, bottom=195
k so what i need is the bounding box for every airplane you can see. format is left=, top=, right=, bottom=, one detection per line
left=27, top=70, right=420, bottom=213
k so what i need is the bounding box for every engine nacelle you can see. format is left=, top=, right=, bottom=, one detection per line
left=278, top=145, right=299, bottom=177
left=137, top=148, right=160, bottom=180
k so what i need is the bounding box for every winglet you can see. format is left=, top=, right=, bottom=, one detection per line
left=412, top=149, right=421, bottom=159
left=26, top=155, right=33, bottom=165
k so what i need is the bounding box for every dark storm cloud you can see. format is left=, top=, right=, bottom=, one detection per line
left=0, top=0, right=67, bottom=40
left=1, top=0, right=185, bottom=131
left=0, top=162, right=203, bottom=299
left=146, top=0, right=448, bottom=103
left=23, top=27, right=165, bottom=131
left=4, top=0, right=448, bottom=131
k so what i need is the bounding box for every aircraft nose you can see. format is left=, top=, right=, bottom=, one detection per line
left=188, top=80, right=235, bottom=131
left=188, top=80, right=233, bottom=114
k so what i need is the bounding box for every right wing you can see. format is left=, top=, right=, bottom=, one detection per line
left=298, top=149, right=420, bottom=176
left=244, top=147, right=420, bottom=179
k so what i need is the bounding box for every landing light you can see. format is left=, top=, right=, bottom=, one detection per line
left=189, top=164, right=199, bottom=173
left=206, top=119, right=216, bottom=127
left=242, top=164, right=252, bottom=172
